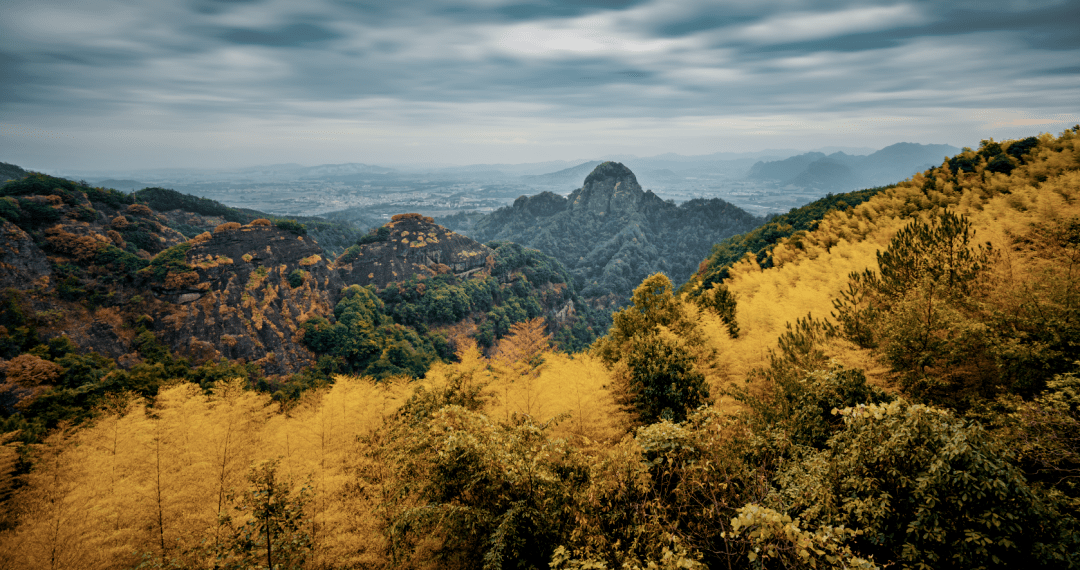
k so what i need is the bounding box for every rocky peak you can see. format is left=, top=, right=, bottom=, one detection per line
left=568, top=161, right=645, bottom=216
left=511, top=191, right=567, bottom=217
left=583, top=161, right=638, bottom=186
left=337, top=213, right=492, bottom=289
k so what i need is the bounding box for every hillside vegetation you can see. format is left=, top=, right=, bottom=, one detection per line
left=2, top=129, right=1080, bottom=569
left=0, top=174, right=603, bottom=446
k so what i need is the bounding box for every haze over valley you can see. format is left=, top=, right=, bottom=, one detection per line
left=49, top=141, right=957, bottom=224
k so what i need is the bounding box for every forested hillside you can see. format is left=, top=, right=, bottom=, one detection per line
left=683, top=185, right=889, bottom=295
left=469, top=161, right=762, bottom=303
left=2, top=129, right=1080, bottom=569
left=0, top=173, right=604, bottom=448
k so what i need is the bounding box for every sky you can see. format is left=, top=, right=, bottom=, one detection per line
left=2, top=0, right=1079, bottom=171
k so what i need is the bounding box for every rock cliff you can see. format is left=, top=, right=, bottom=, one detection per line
left=337, top=213, right=492, bottom=289
left=469, top=162, right=761, bottom=302
left=0, top=175, right=345, bottom=376
left=150, top=220, right=343, bottom=375
left=0, top=221, right=51, bottom=291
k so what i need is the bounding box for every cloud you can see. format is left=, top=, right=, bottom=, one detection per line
left=732, top=4, right=928, bottom=44
left=0, top=0, right=1077, bottom=170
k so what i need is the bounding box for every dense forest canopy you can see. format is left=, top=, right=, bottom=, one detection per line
left=2, top=129, right=1080, bottom=569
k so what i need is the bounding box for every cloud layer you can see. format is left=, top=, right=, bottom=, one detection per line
left=2, top=0, right=1078, bottom=169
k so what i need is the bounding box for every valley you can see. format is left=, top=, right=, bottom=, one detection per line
left=49, top=143, right=953, bottom=226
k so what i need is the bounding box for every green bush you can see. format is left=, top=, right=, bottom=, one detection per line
left=84, top=186, right=134, bottom=209
left=15, top=198, right=61, bottom=227
left=139, top=242, right=193, bottom=282
left=622, top=334, right=710, bottom=424
left=338, top=244, right=362, bottom=264
left=357, top=224, right=391, bottom=245
left=0, top=197, right=21, bottom=222
left=287, top=269, right=306, bottom=288
left=274, top=219, right=306, bottom=235
left=778, top=400, right=1077, bottom=568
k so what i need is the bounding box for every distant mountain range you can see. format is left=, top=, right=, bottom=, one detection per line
left=748, top=143, right=961, bottom=190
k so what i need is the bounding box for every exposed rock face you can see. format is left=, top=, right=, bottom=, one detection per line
left=0, top=221, right=52, bottom=291
left=338, top=213, right=492, bottom=289
left=470, top=162, right=761, bottom=301
left=570, top=161, right=646, bottom=216
left=151, top=222, right=344, bottom=375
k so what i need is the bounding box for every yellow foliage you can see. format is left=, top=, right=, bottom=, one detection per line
left=696, top=129, right=1080, bottom=407
left=213, top=222, right=241, bottom=234
left=0, top=377, right=418, bottom=569
left=267, top=376, right=413, bottom=567
left=189, top=231, right=213, bottom=245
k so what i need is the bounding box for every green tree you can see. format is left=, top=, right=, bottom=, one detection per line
left=380, top=405, right=585, bottom=570
left=214, top=459, right=312, bottom=570
left=594, top=274, right=712, bottom=426
left=778, top=400, right=1077, bottom=569
left=621, top=334, right=709, bottom=424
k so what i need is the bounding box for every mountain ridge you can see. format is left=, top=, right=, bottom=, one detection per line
left=470, top=161, right=762, bottom=302
left=750, top=142, right=961, bottom=190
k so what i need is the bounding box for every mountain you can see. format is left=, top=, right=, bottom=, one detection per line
left=336, top=213, right=492, bottom=289
left=858, top=142, right=960, bottom=185
left=0, top=174, right=335, bottom=376
left=786, top=155, right=861, bottom=189
left=470, top=161, right=762, bottom=303
left=748, top=142, right=961, bottom=191
left=748, top=152, right=827, bottom=181
left=0, top=170, right=607, bottom=432
left=0, top=162, right=29, bottom=184
left=5, top=133, right=1078, bottom=570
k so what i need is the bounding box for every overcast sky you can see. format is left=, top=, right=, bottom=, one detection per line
left=2, top=0, right=1078, bottom=171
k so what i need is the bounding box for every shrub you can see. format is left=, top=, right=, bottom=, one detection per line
left=391, top=212, right=433, bottom=223
left=139, top=242, right=193, bottom=282
left=250, top=218, right=272, bottom=227
left=0, top=197, right=20, bottom=222
left=126, top=203, right=155, bottom=217
left=358, top=224, right=391, bottom=245
left=214, top=222, right=242, bottom=234
left=95, top=245, right=148, bottom=279
left=189, top=231, right=213, bottom=245
left=45, top=231, right=106, bottom=263
left=780, top=400, right=1077, bottom=568
left=133, top=187, right=246, bottom=222
left=287, top=269, right=306, bottom=288
left=337, top=244, right=362, bottom=264
left=83, top=186, right=133, bottom=209
left=274, top=219, right=306, bottom=235
left=15, top=198, right=61, bottom=227
left=986, top=153, right=1016, bottom=175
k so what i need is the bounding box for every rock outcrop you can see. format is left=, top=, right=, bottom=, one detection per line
left=337, top=213, right=492, bottom=289
left=570, top=161, right=646, bottom=216
left=0, top=221, right=52, bottom=291
left=150, top=221, right=344, bottom=375
left=470, top=162, right=761, bottom=301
